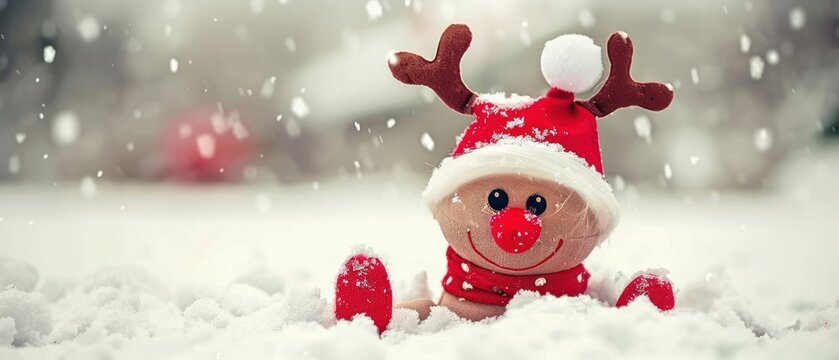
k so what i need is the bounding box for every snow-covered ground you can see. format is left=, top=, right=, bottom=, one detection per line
left=1, top=149, right=838, bottom=359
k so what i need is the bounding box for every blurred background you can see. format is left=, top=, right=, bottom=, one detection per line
left=0, top=1, right=838, bottom=343
left=0, top=0, right=837, bottom=191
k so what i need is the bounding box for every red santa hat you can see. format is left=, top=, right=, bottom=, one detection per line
left=389, top=25, right=673, bottom=243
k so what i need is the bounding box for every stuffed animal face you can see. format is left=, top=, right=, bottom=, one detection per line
left=389, top=24, right=673, bottom=278
left=431, top=175, right=600, bottom=276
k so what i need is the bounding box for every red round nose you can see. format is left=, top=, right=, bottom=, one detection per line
left=489, top=208, right=542, bottom=254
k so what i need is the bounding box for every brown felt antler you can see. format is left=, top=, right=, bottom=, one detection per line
left=578, top=32, right=674, bottom=118
left=388, top=24, right=476, bottom=115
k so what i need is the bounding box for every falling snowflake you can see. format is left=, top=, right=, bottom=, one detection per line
left=290, top=96, right=310, bottom=118
left=577, top=9, right=596, bottom=29
left=170, top=58, right=179, bottom=73
left=749, top=56, right=764, bottom=80
left=366, top=0, right=383, bottom=21
left=354, top=122, right=361, bottom=131
left=766, top=50, right=780, bottom=65
left=754, top=128, right=772, bottom=152
left=285, top=118, right=301, bottom=138
left=440, top=1, right=456, bottom=20
left=633, top=115, right=652, bottom=144
left=612, top=175, right=626, bottom=192
left=8, top=155, right=20, bottom=174
left=250, top=0, right=265, bottom=14
left=77, top=16, right=101, bottom=42
left=663, top=163, right=673, bottom=180
left=519, top=22, right=531, bottom=46
left=660, top=9, right=676, bottom=23
left=386, top=118, right=396, bottom=128
left=195, top=134, right=216, bottom=159
left=285, top=37, right=297, bottom=53
left=420, top=132, right=435, bottom=151
left=260, top=76, right=277, bottom=98
left=80, top=176, right=97, bottom=198
left=690, top=68, right=699, bottom=85
left=52, top=112, right=80, bottom=146
left=789, top=7, right=806, bottom=30
left=739, top=34, right=750, bottom=53
left=15, top=133, right=26, bottom=144
left=163, top=0, right=181, bottom=16
left=43, top=46, right=56, bottom=64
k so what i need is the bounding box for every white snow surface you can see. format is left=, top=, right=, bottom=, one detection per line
left=0, top=149, right=838, bottom=358
left=474, top=92, right=535, bottom=110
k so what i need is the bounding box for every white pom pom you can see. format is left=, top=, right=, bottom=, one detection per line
left=540, top=34, right=603, bottom=93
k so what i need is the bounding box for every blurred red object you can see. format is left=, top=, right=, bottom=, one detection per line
left=161, top=105, right=255, bottom=182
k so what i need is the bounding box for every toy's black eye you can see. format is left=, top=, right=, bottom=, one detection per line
left=487, top=189, right=508, bottom=211
left=526, top=194, right=547, bottom=215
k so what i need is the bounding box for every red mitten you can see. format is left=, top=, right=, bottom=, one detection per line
left=616, top=271, right=675, bottom=311
left=335, top=253, right=393, bottom=334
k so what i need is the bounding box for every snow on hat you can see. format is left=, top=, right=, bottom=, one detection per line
left=388, top=25, right=673, bottom=241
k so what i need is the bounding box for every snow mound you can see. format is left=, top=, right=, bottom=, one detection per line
left=174, top=283, right=222, bottom=311
left=47, top=283, right=181, bottom=344
left=0, top=256, right=39, bottom=292
left=79, top=266, right=168, bottom=297
left=0, top=317, right=14, bottom=346
left=46, top=267, right=182, bottom=344
left=0, top=260, right=836, bottom=358
left=0, top=289, right=52, bottom=346
left=272, top=288, right=331, bottom=326
left=220, top=284, right=272, bottom=316
left=183, top=298, right=232, bottom=328
left=38, top=278, right=77, bottom=303
left=797, top=303, right=839, bottom=332
left=393, top=271, right=431, bottom=302
left=1, top=174, right=838, bottom=358
left=233, top=266, right=285, bottom=295
left=230, top=287, right=331, bottom=333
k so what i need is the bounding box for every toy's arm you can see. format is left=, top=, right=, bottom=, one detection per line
left=616, top=270, right=675, bottom=310
left=585, top=265, right=631, bottom=306
left=586, top=266, right=675, bottom=311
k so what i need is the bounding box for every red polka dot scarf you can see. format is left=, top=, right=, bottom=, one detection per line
left=441, top=247, right=590, bottom=306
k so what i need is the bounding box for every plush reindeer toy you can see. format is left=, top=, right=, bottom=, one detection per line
left=335, top=24, right=675, bottom=333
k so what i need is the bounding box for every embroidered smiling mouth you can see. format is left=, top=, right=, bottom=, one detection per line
left=467, top=230, right=564, bottom=272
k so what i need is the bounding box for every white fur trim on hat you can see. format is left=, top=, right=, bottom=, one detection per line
left=422, top=137, right=619, bottom=243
